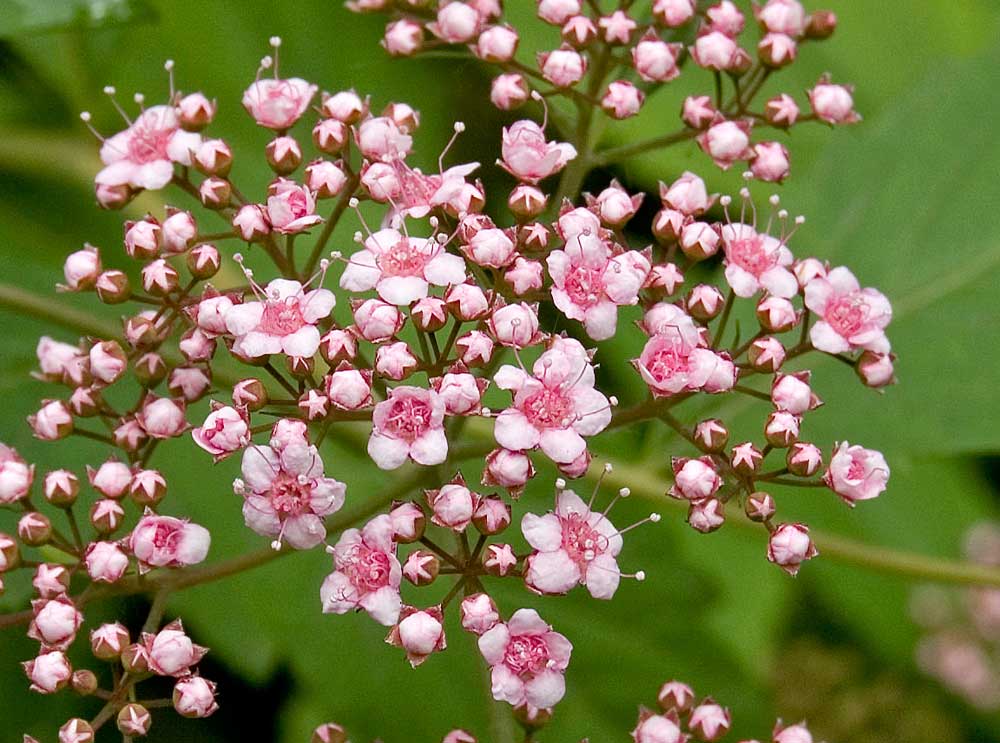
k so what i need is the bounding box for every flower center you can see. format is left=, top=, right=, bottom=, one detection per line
left=259, top=298, right=306, bottom=336
left=376, top=236, right=431, bottom=277
left=384, top=398, right=433, bottom=442
left=727, top=236, right=777, bottom=276
left=645, top=341, right=691, bottom=382
left=344, top=545, right=392, bottom=592
left=268, top=472, right=311, bottom=516
left=127, top=122, right=174, bottom=164
left=152, top=523, right=179, bottom=550
left=504, top=634, right=550, bottom=676
left=522, top=387, right=575, bottom=429
left=561, top=512, right=606, bottom=564
left=563, top=264, right=604, bottom=308
left=826, top=294, right=869, bottom=337
left=846, top=457, right=866, bottom=481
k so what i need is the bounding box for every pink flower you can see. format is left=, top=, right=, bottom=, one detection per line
left=493, top=337, right=611, bottom=464
left=682, top=95, right=717, bottom=129
left=484, top=448, right=535, bottom=492
left=635, top=327, right=731, bottom=398
left=491, top=74, right=530, bottom=110
left=144, top=620, right=207, bottom=676
left=706, top=0, right=745, bottom=34
left=0, top=444, right=33, bottom=505
left=356, top=116, right=413, bottom=161
left=95, top=105, right=200, bottom=191
left=224, top=278, right=335, bottom=358
left=462, top=226, right=517, bottom=268
left=804, top=267, right=892, bottom=354
left=823, top=442, right=889, bottom=505
left=28, top=597, right=83, bottom=649
left=35, top=336, right=87, bottom=386
left=691, top=31, right=739, bottom=70
left=84, top=541, right=129, bottom=583
left=488, top=301, right=545, bottom=348
left=266, top=179, right=322, bottom=234
left=173, top=676, right=218, bottom=718
left=601, top=80, right=645, bottom=119
left=434, top=365, right=488, bottom=416
left=321, top=514, right=402, bottom=626
left=478, top=608, right=572, bottom=708
left=461, top=593, right=500, bottom=635
left=505, top=256, right=544, bottom=295
left=340, top=228, right=466, bottom=304
left=632, top=34, right=683, bottom=82
left=499, top=120, right=577, bottom=183
left=538, top=0, right=580, bottom=25
left=857, top=350, right=896, bottom=388
left=238, top=440, right=346, bottom=550
left=429, top=2, right=481, bottom=43
left=475, top=25, right=519, bottom=62
left=766, top=93, right=800, bottom=127
left=242, top=77, right=317, bottom=130
left=773, top=721, right=814, bottom=743
left=750, top=141, right=791, bottom=182
left=136, top=396, right=188, bottom=439
left=387, top=605, right=446, bottom=667
left=653, top=0, right=696, bottom=26
left=721, top=222, right=797, bottom=298
left=809, top=78, right=860, bottom=124
left=383, top=19, right=424, bottom=56
left=368, top=386, right=448, bottom=470
left=548, top=233, right=650, bottom=340
left=539, top=46, right=587, bottom=87
left=771, top=372, right=821, bottom=415
left=697, top=119, right=753, bottom=169
left=767, top=522, right=818, bottom=575
left=426, top=474, right=478, bottom=531
left=632, top=710, right=684, bottom=743
left=129, top=512, right=210, bottom=571
left=670, top=456, right=723, bottom=500
left=22, top=650, right=72, bottom=694
left=523, top=487, right=653, bottom=599
left=192, top=404, right=250, bottom=460
left=755, top=0, right=807, bottom=35
left=29, top=400, right=73, bottom=440
left=60, top=245, right=101, bottom=291
left=688, top=700, right=732, bottom=742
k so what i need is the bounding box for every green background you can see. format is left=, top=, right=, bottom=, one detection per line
left=1, top=0, right=1000, bottom=741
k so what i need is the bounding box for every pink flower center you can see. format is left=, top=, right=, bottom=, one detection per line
left=383, top=397, right=433, bottom=442
left=259, top=298, right=306, bottom=336
left=127, top=122, right=174, bottom=164
left=268, top=472, right=312, bottom=516
left=644, top=341, right=691, bottom=382
left=504, top=634, right=550, bottom=676
left=393, top=161, right=441, bottom=209
left=281, top=190, right=310, bottom=220
left=563, top=264, right=604, bottom=308
left=727, top=236, right=777, bottom=276
left=560, top=512, right=606, bottom=563
left=846, top=457, right=866, bottom=481
left=344, top=544, right=392, bottom=592
left=521, top=387, right=575, bottom=429
left=377, top=236, right=431, bottom=277
left=825, top=294, right=869, bottom=337
left=151, top=523, right=180, bottom=550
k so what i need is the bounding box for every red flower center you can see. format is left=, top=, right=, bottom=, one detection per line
left=259, top=299, right=306, bottom=336
left=384, top=397, right=433, bottom=442
left=825, top=295, right=869, bottom=337
left=377, top=236, right=431, bottom=277
left=561, top=512, right=606, bottom=564
left=345, top=545, right=392, bottom=592
left=727, top=236, right=776, bottom=276
left=504, top=634, right=550, bottom=676
left=268, top=472, right=312, bottom=516
left=563, top=264, right=604, bottom=308
left=127, top=122, right=174, bottom=164
left=522, top=387, right=575, bottom=429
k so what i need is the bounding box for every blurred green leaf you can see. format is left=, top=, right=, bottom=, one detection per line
left=0, top=0, right=156, bottom=37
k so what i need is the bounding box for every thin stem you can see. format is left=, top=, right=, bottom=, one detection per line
left=303, top=173, right=361, bottom=278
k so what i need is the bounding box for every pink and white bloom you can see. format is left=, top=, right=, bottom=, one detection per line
left=809, top=78, right=860, bottom=124
left=144, top=621, right=207, bottom=677
left=173, top=676, right=218, bottom=718
left=387, top=606, right=446, bottom=667
left=192, top=404, right=250, bottom=460
left=356, top=116, right=413, bottom=161
left=28, top=597, right=83, bottom=649
left=462, top=227, right=517, bottom=268
left=242, top=76, right=317, bottom=130
left=691, top=31, right=739, bottom=71
left=22, top=650, right=72, bottom=694
left=721, top=222, right=797, bottom=298
left=670, top=456, right=723, bottom=500
left=522, top=487, right=643, bottom=599
left=137, top=396, right=187, bottom=439
left=428, top=2, right=481, bottom=43
left=771, top=372, right=821, bottom=415
left=461, top=593, right=500, bottom=635
left=697, top=119, right=753, bottom=169
left=238, top=440, right=346, bottom=549
left=804, top=266, right=892, bottom=354
left=321, top=514, right=402, bottom=626
left=499, top=120, right=577, bottom=183
left=0, top=444, right=33, bottom=505
left=539, top=47, right=587, bottom=87
left=433, top=365, right=488, bottom=415
left=368, top=386, right=447, bottom=470
left=340, top=228, right=466, bottom=304
left=767, top=522, right=818, bottom=575
left=426, top=475, right=478, bottom=531
left=823, top=442, right=889, bottom=505
left=635, top=325, right=732, bottom=398
left=224, top=278, right=335, bottom=358
left=548, top=233, right=650, bottom=340
left=493, top=337, right=611, bottom=464
left=632, top=34, right=682, bottom=82
left=601, top=80, right=644, bottom=119
left=84, top=541, right=129, bottom=583
left=129, top=512, right=210, bottom=571
left=95, top=106, right=200, bottom=191
left=488, top=301, right=544, bottom=348
left=478, top=608, right=572, bottom=708
left=266, top=179, right=322, bottom=234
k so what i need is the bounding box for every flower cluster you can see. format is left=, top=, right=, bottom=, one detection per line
left=0, top=0, right=896, bottom=737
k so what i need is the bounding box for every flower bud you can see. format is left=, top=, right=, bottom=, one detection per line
left=731, top=442, right=764, bottom=476
left=130, top=469, right=167, bottom=506
left=141, top=259, right=180, bottom=296
left=194, top=138, right=233, bottom=177
left=320, top=328, right=358, bottom=365
left=787, top=442, right=823, bottom=477
left=121, top=643, right=150, bottom=673
left=505, top=257, right=544, bottom=296
left=460, top=592, right=499, bottom=635
left=383, top=18, right=424, bottom=56
left=476, top=24, right=519, bottom=62
left=199, top=176, right=232, bottom=209
left=767, top=522, right=818, bottom=575
left=483, top=448, right=534, bottom=494
left=375, top=341, right=418, bottom=381
left=58, top=719, right=93, bottom=743
left=117, top=703, right=152, bottom=736
left=455, top=331, right=494, bottom=367
left=508, top=185, right=547, bottom=220
left=758, top=33, right=797, bottom=68
left=540, top=46, right=587, bottom=87
left=113, top=418, right=148, bottom=453
left=233, top=378, right=268, bottom=411
left=653, top=0, right=696, bottom=26
left=33, top=563, right=71, bottom=598
left=134, top=352, right=167, bottom=386
left=747, top=336, right=785, bottom=372
left=0, top=532, right=20, bottom=571
left=29, top=596, right=82, bottom=649
left=402, top=550, right=439, bottom=586
left=764, top=411, right=800, bottom=447
left=430, top=2, right=480, bottom=43
left=96, top=182, right=134, bottom=210
left=445, top=282, right=491, bottom=321
left=312, top=723, right=349, bottom=743
left=658, top=680, right=695, bottom=713
left=601, top=80, right=644, bottom=119
left=856, top=351, right=896, bottom=388
left=488, top=302, right=542, bottom=348
left=426, top=477, right=477, bottom=532
left=562, top=15, right=597, bottom=48
left=22, top=650, right=71, bottom=693
left=84, top=541, right=129, bottom=583
left=473, top=494, right=511, bottom=535
left=90, top=498, right=126, bottom=534
left=0, top=445, right=33, bottom=505
left=232, top=204, right=271, bottom=242
left=352, top=298, right=405, bottom=342
left=745, top=491, right=776, bottom=522
left=71, top=669, right=99, bottom=696
left=750, top=141, right=791, bottom=183
left=682, top=95, right=717, bottom=129
left=490, top=73, right=530, bottom=110
left=173, top=676, right=218, bottom=718
left=688, top=497, right=725, bottom=533
left=124, top=218, right=161, bottom=259
left=686, top=284, right=725, bottom=320
left=266, top=135, right=302, bottom=175
left=693, top=419, right=729, bottom=452
left=91, top=622, right=130, bottom=660
left=87, top=459, right=132, bottom=499
left=95, top=270, right=131, bottom=304
left=771, top=372, right=820, bottom=414
left=161, top=208, right=197, bottom=254
left=124, top=315, right=159, bottom=349
left=805, top=9, right=837, bottom=39
left=442, top=730, right=478, bottom=743
left=652, top=208, right=688, bottom=242
left=765, top=93, right=800, bottom=128
left=688, top=699, right=731, bottom=742
left=177, top=92, right=216, bottom=130
left=61, top=245, right=101, bottom=291
left=680, top=222, right=720, bottom=260
left=18, top=511, right=52, bottom=546
left=306, top=159, right=348, bottom=199
left=483, top=543, right=518, bottom=576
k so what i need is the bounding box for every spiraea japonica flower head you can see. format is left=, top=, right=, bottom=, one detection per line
left=321, top=513, right=402, bottom=626
left=479, top=608, right=572, bottom=709
left=805, top=266, right=892, bottom=354
left=238, top=437, right=346, bottom=550
left=493, top=336, right=612, bottom=464
left=719, top=197, right=798, bottom=298
left=368, top=385, right=447, bottom=470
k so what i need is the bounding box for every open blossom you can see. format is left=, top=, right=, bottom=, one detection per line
left=266, top=179, right=323, bottom=234
left=478, top=608, right=572, bottom=708
left=340, top=228, right=466, bottom=304
left=721, top=223, right=797, bottom=297
left=242, top=76, right=317, bottom=130
left=823, top=442, right=889, bottom=505
left=238, top=440, right=346, bottom=549
left=192, top=404, right=250, bottom=459
left=321, top=514, right=402, bottom=626
left=493, top=337, right=611, bottom=464
left=498, top=120, right=577, bottom=183
left=224, top=278, right=335, bottom=358
left=368, top=386, right=447, bottom=470
left=129, top=512, right=210, bottom=571
left=95, top=105, right=200, bottom=191
left=547, top=232, right=650, bottom=340
left=523, top=487, right=640, bottom=599
left=635, top=308, right=734, bottom=397
left=805, top=266, right=892, bottom=354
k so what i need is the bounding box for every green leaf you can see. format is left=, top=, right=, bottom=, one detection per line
left=0, top=0, right=156, bottom=37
